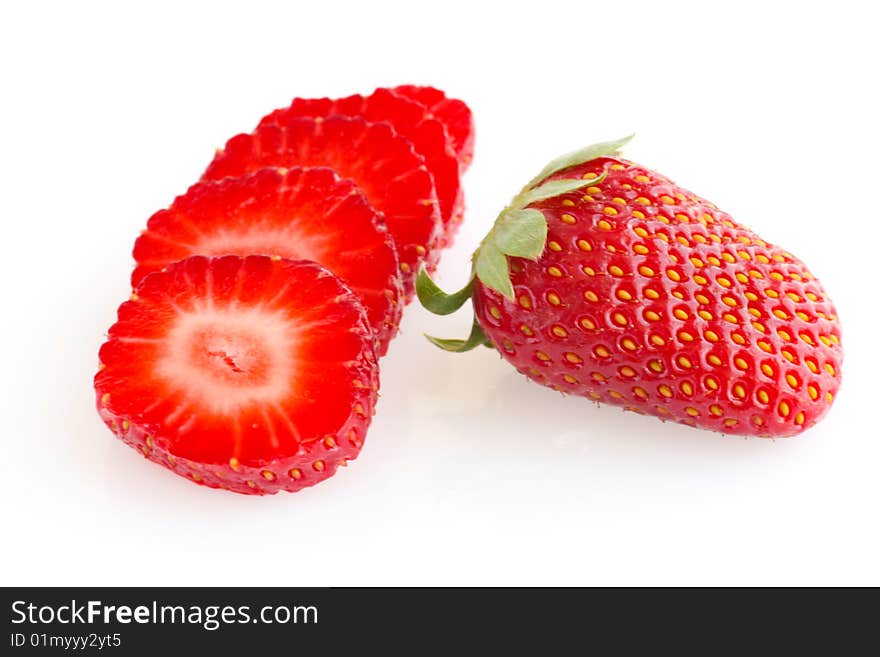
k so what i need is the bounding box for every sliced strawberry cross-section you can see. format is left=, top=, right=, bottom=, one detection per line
left=202, top=115, right=442, bottom=299
left=393, top=85, right=475, bottom=171
left=132, top=167, right=403, bottom=355
left=95, top=255, right=379, bottom=495
left=259, top=88, right=463, bottom=245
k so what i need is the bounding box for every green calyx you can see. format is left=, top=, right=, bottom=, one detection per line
left=416, top=134, right=634, bottom=352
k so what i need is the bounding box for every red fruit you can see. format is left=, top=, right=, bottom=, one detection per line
left=394, top=85, right=475, bottom=171
left=418, top=137, right=842, bottom=438
left=95, top=255, right=378, bottom=495
left=202, top=115, right=442, bottom=299
left=132, top=167, right=403, bottom=355
left=259, top=88, right=464, bottom=245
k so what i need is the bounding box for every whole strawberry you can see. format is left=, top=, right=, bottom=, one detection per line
left=418, top=137, right=842, bottom=437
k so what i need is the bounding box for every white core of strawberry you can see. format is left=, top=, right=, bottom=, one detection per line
left=155, top=306, right=299, bottom=416
left=192, top=225, right=331, bottom=263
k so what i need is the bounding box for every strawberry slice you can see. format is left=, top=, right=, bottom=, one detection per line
left=95, top=255, right=379, bottom=495
left=393, top=85, right=475, bottom=171
left=258, top=88, right=464, bottom=245
left=202, top=115, right=442, bottom=299
left=132, top=167, right=403, bottom=355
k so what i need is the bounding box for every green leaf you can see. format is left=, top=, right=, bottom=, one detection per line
left=474, top=243, right=514, bottom=299
left=527, top=134, right=634, bottom=187
left=416, top=268, right=474, bottom=316
left=492, top=208, right=546, bottom=259
left=424, top=318, right=491, bottom=352
left=517, top=173, right=607, bottom=207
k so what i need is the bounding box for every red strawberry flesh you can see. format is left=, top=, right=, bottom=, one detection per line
left=393, top=85, right=475, bottom=171
left=132, top=167, right=403, bottom=355
left=202, top=115, right=442, bottom=299
left=259, top=88, right=464, bottom=245
left=95, top=255, right=378, bottom=494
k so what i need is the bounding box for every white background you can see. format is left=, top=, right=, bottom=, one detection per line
left=2, top=0, right=878, bottom=586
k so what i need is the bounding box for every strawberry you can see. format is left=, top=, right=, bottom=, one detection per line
left=132, top=167, right=403, bottom=355
left=259, top=88, right=464, bottom=245
left=95, top=255, right=378, bottom=495
left=393, top=85, right=474, bottom=172
left=202, top=115, right=442, bottom=299
left=418, top=137, right=842, bottom=437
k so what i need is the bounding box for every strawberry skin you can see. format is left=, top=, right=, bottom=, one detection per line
left=132, top=167, right=403, bottom=355
left=95, top=255, right=379, bottom=494
left=419, top=139, right=842, bottom=438
left=202, top=115, right=442, bottom=299
left=259, top=88, right=464, bottom=246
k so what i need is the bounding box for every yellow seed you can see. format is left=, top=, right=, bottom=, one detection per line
left=564, top=352, right=583, bottom=364
left=673, top=308, right=690, bottom=321
left=598, top=219, right=613, bottom=230
left=580, top=317, right=597, bottom=331
left=612, top=197, right=627, bottom=205
left=620, top=366, right=636, bottom=378
left=690, top=257, right=704, bottom=268
left=261, top=470, right=276, bottom=481
left=758, top=340, right=772, bottom=353
left=591, top=372, right=607, bottom=383
left=635, top=175, right=650, bottom=183
left=770, top=272, right=784, bottom=281
left=782, top=349, right=797, bottom=363
left=313, top=460, right=326, bottom=472
left=594, top=345, right=610, bottom=358
left=617, top=289, right=633, bottom=301
left=586, top=185, right=602, bottom=193
left=608, top=390, right=624, bottom=399
left=752, top=321, right=766, bottom=333
left=731, top=333, right=746, bottom=345
left=796, top=311, right=810, bottom=322
left=633, top=244, right=649, bottom=255
left=827, top=392, right=833, bottom=403
left=560, top=213, right=576, bottom=224
left=612, top=312, right=627, bottom=326
left=650, top=334, right=666, bottom=346
left=649, top=360, right=664, bottom=373
left=656, top=232, right=670, bottom=242
left=693, top=274, right=708, bottom=285
left=552, top=325, right=568, bottom=338
left=666, top=268, right=682, bottom=283
left=677, top=236, right=690, bottom=246
left=773, top=308, right=790, bottom=320
left=548, top=240, right=562, bottom=252
left=562, top=198, right=576, bottom=206
left=520, top=325, right=534, bottom=336
left=638, top=265, right=655, bottom=277
left=536, top=351, right=551, bottom=361
left=721, top=252, right=736, bottom=263
left=698, top=310, right=714, bottom=321
left=825, top=363, right=836, bottom=375
left=733, top=384, right=746, bottom=399
left=547, top=266, right=563, bottom=278
left=717, top=276, right=732, bottom=288
left=229, top=457, right=241, bottom=472
left=621, top=338, right=638, bottom=351
left=722, top=296, right=737, bottom=307
left=584, top=290, right=599, bottom=302
left=704, top=330, right=719, bottom=342
left=676, top=213, right=691, bottom=223
left=289, top=468, right=303, bottom=480
left=609, top=265, right=625, bottom=276
left=518, top=295, right=532, bottom=309
left=778, top=401, right=791, bottom=417
left=761, top=363, right=775, bottom=377
left=680, top=381, right=694, bottom=396
left=633, top=386, right=648, bottom=399
left=678, top=330, right=694, bottom=342
left=644, top=310, right=661, bottom=322
left=611, top=163, right=625, bottom=170
left=659, top=384, right=673, bottom=398
left=722, top=313, right=739, bottom=324
left=588, top=391, right=602, bottom=400
left=785, top=374, right=799, bottom=389
left=724, top=419, right=739, bottom=428
left=685, top=407, right=700, bottom=417
left=660, top=195, right=675, bottom=205
left=749, top=307, right=761, bottom=317
left=489, top=306, right=502, bottom=319
left=808, top=384, right=819, bottom=400
left=644, top=288, right=660, bottom=300
left=632, top=210, right=646, bottom=220
left=677, top=355, right=692, bottom=369
left=582, top=266, right=596, bottom=276
left=794, top=412, right=805, bottom=425
left=710, top=404, right=723, bottom=416
left=734, top=357, right=748, bottom=370
left=577, top=239, right=592, bottom=251
left=705, top=377, right=719, bottom=391
left=757, top=389, right=770, bottom=404
left=563, top=374, right=578, bottom=384
left=708, top=354, right=722, bottom=366
left=806, top=358, right=818, bottom=373
left=778, top=329, right=792, bottom=342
